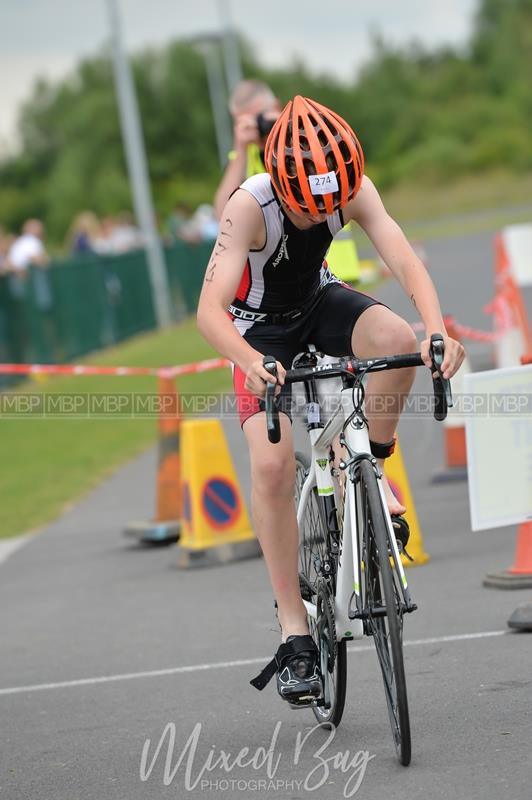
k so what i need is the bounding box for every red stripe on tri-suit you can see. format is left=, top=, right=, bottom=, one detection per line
left=233, top=364, right=261, bottom=426
left=236, top=259, right=251, bottom=302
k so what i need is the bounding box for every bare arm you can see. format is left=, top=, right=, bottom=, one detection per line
left=213, top=113, right=262, bottom=220
left=197, top=190, right=284, bottom=393
left=213, top=153, right=248, bottom=221
left=344, top=176, right=464, bottom=378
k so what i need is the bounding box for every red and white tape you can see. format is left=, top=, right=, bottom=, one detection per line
left=410, top=316, right=498, bottom=342
left=0, top=357, right=230, bottom=379
left=450, top=320, right=498, bottom=343
left=0, top=313, right=502, bottom=379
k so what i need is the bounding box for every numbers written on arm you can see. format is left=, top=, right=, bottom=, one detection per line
left=204, top=217, right=233, bottom=283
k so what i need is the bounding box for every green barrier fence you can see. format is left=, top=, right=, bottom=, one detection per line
left=0, top=240, right=212, bottom=383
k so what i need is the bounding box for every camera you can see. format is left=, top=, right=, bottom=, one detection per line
left=256, top=112, right=276, bottom=140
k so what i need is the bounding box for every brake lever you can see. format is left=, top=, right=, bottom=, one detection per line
left=429, top=334, right=453, bottom=421
left=262, top=355, right=280, bottom=444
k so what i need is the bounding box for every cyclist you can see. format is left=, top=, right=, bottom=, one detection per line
left=197, top=96, right=464, bottom=706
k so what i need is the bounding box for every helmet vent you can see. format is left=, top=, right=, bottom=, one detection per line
left=338, top=140, right=352, bottom=161
left=325, top=153, right=336, bottom=171
left=298, top=135, right=310, bottom=152
left=285, top=155, right=297, bottom=178
left=303, top=158, right=316, bottom=176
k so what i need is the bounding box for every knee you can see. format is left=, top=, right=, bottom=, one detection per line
left=370, top=319, right=418, bottom=357
left=393, top=321, right=418, bottom=355
left=252, top=452, right=296, bottom=499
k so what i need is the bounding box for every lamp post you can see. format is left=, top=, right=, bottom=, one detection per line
left=187, top=32, right=233, bottom=169
left=199, top=40, right=233, bottom=168
left=106, top=0, right=173, bottom=327
left=217, top=0, right=243, bottom=94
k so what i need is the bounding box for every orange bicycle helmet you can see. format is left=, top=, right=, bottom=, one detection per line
left=264, top=95, right=364, bottom=216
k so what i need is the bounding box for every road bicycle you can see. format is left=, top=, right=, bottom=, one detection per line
left=262, top=334, right=452, bottom=767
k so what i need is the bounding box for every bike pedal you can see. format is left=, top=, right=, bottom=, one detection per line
left=288, top=697, right=319, bottom=710
left=286, top=690, right=324, bottom=708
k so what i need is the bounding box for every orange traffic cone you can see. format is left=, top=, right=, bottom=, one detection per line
left=483, top=352, right=532, bottom=589
left=501, top=224, right=532, bottom=287
left=484, top=522, right=532, bottom=589
left=490, top=234, right=532, bottom=367
left=509, top=522, right=532, bottom=575
left=506, top=353, right=532, bottom=624
left=123, top=372, right=182, bottom=544
left=494, top=231, right=510, bottom=288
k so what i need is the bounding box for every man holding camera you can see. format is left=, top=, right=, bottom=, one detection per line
left=213, top=80, right=280, bottom=220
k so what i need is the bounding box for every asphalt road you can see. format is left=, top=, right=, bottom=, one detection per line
left=1, top=229, right=531, bottom=800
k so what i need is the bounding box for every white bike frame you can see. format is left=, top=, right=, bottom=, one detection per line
left=297, top=383, right=410, bottom=641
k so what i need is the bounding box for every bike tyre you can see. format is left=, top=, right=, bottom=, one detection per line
left=359, top=458, right=411, bottom=766
left=295, top=451, right=347, bottom=729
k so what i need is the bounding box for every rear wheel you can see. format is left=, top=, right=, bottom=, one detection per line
left=295, top=452, right=347, bottom=728
left=359, top=458, right=411, bottom=765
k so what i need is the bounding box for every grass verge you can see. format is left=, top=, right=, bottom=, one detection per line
left=0, top=317, right=232, bottom=539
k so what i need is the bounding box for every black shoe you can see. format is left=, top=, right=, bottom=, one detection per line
left=391, top=515, right=413, bottom=561
left=276, top=635, right=322, bottom=706
left=250, top=634, right=322, bottom=707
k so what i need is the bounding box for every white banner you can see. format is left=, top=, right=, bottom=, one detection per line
left=464, top=366, right=532, bottom=530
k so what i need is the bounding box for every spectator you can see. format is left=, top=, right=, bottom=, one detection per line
left=92, top=216, right=117, bottom=255
left=190, top=204, right=218, bottom=242
left=213, top=79, right=280, bottom=219
left=0, top=227, right=15, bottom=275
left=4, top=219, right=51, bottom=361
left=92, top=214, right=143, bottom=255
left=68, top=211, right=100, bottom=255
left=0, top=228, right=16, bottom=360
left=166, top=202, right=201, bottom=245
left=8, top=219, right=49, bottom=275
left=110, top=211, right=143, bottom=253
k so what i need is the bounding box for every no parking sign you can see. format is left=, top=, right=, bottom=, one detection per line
left=178, top=418, right=255, bottom=552
left=201, top=477, right=241, bottom=530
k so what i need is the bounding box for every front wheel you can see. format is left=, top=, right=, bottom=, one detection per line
left=295, top=452, right=347, bottom=729
left=359, top=458, right=411, bottom=766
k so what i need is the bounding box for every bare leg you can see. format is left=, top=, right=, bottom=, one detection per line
left=350, top=305, right=418, bottom=515
left=243, top=412, right=307, bottom=640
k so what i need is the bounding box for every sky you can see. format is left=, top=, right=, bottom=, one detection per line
left=0, top=0, right=478, bottom=155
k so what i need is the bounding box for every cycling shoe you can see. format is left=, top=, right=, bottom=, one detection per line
left=250, top=634, right=322, bottom=706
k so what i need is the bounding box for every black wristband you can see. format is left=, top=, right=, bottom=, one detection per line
left=369, top=438, right=396, bottom=459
